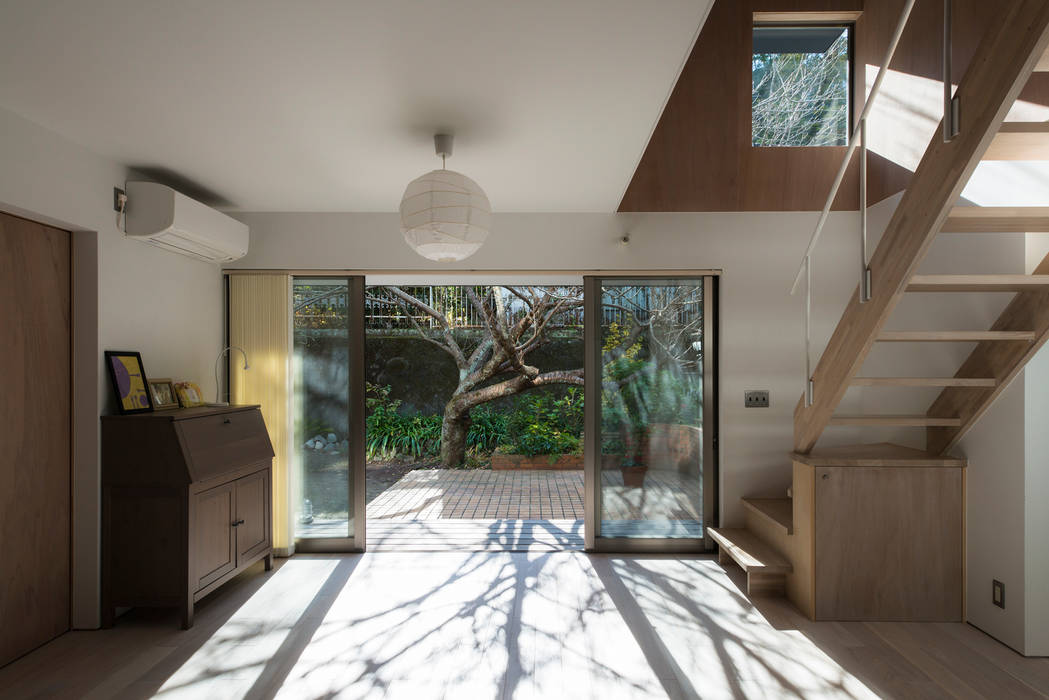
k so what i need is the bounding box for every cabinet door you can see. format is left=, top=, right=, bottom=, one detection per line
left=813, top=466, right=963, bottom=621
left=193, top=482, right=237, bottom=591
left=235, top=469, right=271, bottom=561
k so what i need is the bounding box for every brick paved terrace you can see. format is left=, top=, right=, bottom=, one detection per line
left=366, top=468, right=702, bottom=522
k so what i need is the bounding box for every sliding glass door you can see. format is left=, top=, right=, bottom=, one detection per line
left=584, top=276, right=716, bottom=551
left=292, top=277, right=366, bottom=552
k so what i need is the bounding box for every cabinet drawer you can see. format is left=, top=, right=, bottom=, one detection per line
left=178, top=410, right=274, bottom=481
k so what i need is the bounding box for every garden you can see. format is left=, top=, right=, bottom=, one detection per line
left=365, top=382, right=584, bottom=470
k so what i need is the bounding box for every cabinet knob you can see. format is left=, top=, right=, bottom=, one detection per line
left=231, top=519, right=245, bottom=527
left=223, top=418, right=232, bottom=424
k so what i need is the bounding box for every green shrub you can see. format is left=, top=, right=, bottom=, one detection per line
left=365, top=383, right=584, bottom=461
left=466, top=406, right=509, bottom=451
left=366, top=383, right=441, bottom=459
left=503, top=388, right=583, bottom=456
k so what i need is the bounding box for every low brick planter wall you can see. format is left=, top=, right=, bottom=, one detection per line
left=491, top=453, right=583, bottom=471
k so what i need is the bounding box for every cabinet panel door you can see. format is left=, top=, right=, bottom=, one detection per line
left=235, top=469, right=271, bottom=561
left=194, top=483, right=236, bottom=590
left=813, top=466, right=963, bottom=621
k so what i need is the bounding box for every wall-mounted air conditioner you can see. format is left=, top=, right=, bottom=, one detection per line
left=123, top=181, right=248, bottom=263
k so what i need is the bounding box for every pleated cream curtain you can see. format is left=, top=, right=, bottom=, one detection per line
left=228, top=273, right=294, bottom=555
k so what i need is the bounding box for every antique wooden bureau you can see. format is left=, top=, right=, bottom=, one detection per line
left=101, top=404, right=274, bottom=628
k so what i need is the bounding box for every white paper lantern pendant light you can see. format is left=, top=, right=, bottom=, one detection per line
left=400, top=134, right=491, bottom=263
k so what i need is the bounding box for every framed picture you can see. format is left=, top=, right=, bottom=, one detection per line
left=148, top=378, right=179, bottom=410
left=175, top=381, right=208, bottom=408
left=105, top=350, right=153, bottom=414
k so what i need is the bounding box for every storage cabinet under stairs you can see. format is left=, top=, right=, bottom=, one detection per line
left=711, top=443, right=965, bottom=621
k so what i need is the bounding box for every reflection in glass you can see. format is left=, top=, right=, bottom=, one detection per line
left=293, top=279, right=352, bottom=539
left=599, top=280, right=705, bottom=538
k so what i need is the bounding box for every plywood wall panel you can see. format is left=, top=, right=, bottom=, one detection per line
left=621, top=0, right=1049, bottom=212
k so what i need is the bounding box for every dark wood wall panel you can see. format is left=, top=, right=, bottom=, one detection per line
left=620, top=0, right=1049, bottom=212
left=0, top=212, right=71, bottom=667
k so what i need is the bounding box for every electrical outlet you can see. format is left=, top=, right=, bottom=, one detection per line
left=744, top=390, right=769, bottom=408
left=113, top=186, right=126, bottom=212
left=993, top=580, right=1005, bottom=609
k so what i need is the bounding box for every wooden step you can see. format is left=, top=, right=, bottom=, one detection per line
left=907, top=275, right=1049, bottom=292
left=709, top=528, right=791, bottom=573
left=709, top=527, right=791, bottom=596
left=828, top=415, right=963, bottom=427
left=941, top=206, right=1049, bottom=233
left=851, top=376, right=997, bottom=387
left=741, top=498, right=793, bottom=535
left=984, top=122, right=1049, bottom=160
left=877, top=330, right=1036, bottom=342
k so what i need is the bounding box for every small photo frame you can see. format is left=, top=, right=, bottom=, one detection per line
left=175, top=381, right=207, bottom=408
left=148, top=378, right=179, bottom=410
left=105, top=350, right=153, bottom=414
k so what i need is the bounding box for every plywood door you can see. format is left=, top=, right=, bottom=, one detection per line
left=813, top=466, right=964, bottom=621
left=0, top=212, right=71, bottom=667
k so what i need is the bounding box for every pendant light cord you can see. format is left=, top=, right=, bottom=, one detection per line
left=442, top=154, right=446, bottom=169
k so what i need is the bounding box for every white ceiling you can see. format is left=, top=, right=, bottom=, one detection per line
left=0, top=1, right=711, bottom=212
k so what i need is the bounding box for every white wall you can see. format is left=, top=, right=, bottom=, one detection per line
left=0, top=105, right=224, bottom=628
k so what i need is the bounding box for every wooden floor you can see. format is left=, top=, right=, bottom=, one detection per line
left=1, top=553, right=1047, bottom=699
left=366, top=519, right=585, bottom=551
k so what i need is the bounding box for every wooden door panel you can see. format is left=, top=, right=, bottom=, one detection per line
left=813, top=466, right=964, bottom=621
left=0, top=212, right=70, bottom=667
left=193, top=483, right=236, bottom=590
left=235, top=470, right=270, bottom=561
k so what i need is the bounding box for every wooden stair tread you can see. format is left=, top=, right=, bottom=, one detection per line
left=741, top=497, right=793, bottom=535
left=907, top=275, right=1049, bottom=292
left=941, top=206, right=1049, bottom=232
left=792, top=442, right=966, bottom=467
left=984, top=122, right=1049, bottom=160
left=708, top=528, right=792, bottom=574
left=851, top=377, right=997, bottom=387
left=828, top=415, right=962, bottom=427
left=877, top=330, right=1035, bottom=342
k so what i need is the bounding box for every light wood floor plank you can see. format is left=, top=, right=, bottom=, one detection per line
left=1, top=552, right=1047, bottom=699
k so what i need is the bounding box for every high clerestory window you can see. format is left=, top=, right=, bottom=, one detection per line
left=752, top=24, right=852, bottom=147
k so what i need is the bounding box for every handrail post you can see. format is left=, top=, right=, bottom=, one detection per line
left=860, top=117, right=871, bottom=303
left=943, top=0, right=960, bottom=141
left=805, top=256, right=813, bottom=407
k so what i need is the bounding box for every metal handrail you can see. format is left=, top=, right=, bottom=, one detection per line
left=789, top=0, right=918, bottom=296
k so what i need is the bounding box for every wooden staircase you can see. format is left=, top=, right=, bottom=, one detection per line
left=793, top=0, right=1049, bottom=454
left=711, top=2, right=1049, bottom=621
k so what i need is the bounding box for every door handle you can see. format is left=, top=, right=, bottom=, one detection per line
left=231, top=519, right=245, bottom=527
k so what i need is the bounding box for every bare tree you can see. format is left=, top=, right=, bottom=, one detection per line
left=369, top=286, right=584, bottom=467
left=752, top=32, right=849, bottom=147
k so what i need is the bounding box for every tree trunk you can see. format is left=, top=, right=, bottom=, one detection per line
left=440, top=402, right=471, bottom=468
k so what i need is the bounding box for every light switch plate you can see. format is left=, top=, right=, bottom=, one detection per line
left=993, top=580, right=1005, bottom=609
left=745, top=390, right=770, bottom=408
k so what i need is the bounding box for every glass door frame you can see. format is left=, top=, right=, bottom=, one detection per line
left=292, top=275, right=367, bottom=553
left=583, top=274, right=718, bottom=553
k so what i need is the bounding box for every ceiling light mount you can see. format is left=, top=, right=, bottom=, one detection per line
left=434, top=133, right=453, bottom=168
